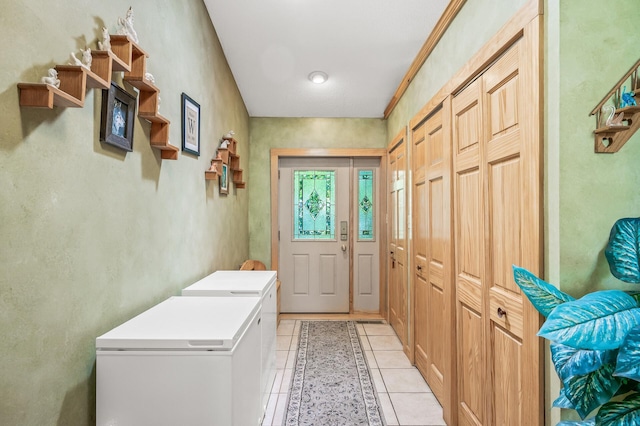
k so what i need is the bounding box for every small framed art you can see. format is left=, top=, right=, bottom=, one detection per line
left=219, top=163, right=229, bottom=195
left=181, top=93, right=200, bottom=156
left=100, top=83, right=136, bottom=151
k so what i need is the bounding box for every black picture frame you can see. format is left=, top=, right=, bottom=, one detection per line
left=181, top=93, right=200, bottom=156
left=100, top=83, right=136, bottom=151
left=219, top=163, right=229, bottom=195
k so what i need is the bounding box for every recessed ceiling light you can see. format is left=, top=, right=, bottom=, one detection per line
left=308, top=71, right=328, bottom=84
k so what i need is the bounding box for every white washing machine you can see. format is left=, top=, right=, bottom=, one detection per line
left=96, top=296, right=262, bottom=426
left=182, top=270, right=277, bottom=417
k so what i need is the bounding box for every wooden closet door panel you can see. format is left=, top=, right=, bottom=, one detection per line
left=388, top=132, right=408, bottom=348
left=426, top=110, right=446, bottom=402
left=395, top=148, right=408, bottom=347
left=413, top=121, right=429, bottom=379
left=453, top=79, right=485, bottom=426
left=483, top=34, right=541, bottom=425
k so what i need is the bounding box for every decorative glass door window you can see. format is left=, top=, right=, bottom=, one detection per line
left=293, top=170, right=336, bottom=240
left=358, top=170, right=375, bottom=240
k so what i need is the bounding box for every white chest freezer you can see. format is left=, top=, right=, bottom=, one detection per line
left=182, top=270, right=277, bottom=418
left=96, top=296, right=262, bottom=426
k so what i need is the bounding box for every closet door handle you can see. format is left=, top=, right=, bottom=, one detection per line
left=497, top=307, right=507, bottom=318
left=416, top=265, right=422, bottom=271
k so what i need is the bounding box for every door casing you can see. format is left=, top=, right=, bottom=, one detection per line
left=270, top=148, right=387, bottom=315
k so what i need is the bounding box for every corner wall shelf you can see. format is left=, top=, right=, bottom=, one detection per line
left=590, top=59, right=640, bottom=153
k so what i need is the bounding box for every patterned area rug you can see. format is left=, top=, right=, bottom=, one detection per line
left=285, top=321, right=384, bottom=426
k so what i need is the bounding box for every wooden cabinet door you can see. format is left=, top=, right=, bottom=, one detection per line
left=388, top=131, right=408, bottom=347
left=453, top=78, right=485, bottom=426
left=413, top=103, right=454, bottom=424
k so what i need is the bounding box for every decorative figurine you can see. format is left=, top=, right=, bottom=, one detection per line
left=144, top=72, right=155, bottom=83
left=220, top=139, right=229, bottom=149
left=41, top=68, right=60, bottom=88
left=69, top=48, right=92, bottom=70
left=117, top=6, right=139, bottom=43
left=602, top=104, right=625, bottom=127
left=223, top=130, right=235, bottom=140
left=208, top=159, right=219, bottom=173
left=620, top=86, right=637, bottom=108
left=98, top=27, right=111, bottom=51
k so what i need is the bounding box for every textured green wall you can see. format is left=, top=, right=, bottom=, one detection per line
left=0, top=1, right=249, bottom=424
left=555, top=0, right=640, bottom=299
left=248, top=118, right=387, bottom=266
left=386, top=0, right=528, bottom=137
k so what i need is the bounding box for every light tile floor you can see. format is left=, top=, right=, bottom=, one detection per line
left=262, top=319, right=446, bottom=426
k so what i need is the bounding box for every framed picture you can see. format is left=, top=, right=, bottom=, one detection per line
left=100, top=83, right=136, bottom=151
left=219, top=163, right=229, bottom=195
left=181, top=93, right=200, bottom=156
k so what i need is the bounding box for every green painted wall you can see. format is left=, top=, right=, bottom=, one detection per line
left=0, top=1, right=249, bottom=424
left=248, top=118, right=387, bottom=265
left=556, top=0, right=640, bottom=299
left=386, top=0, right=528, bottom=137
left=552, top=0, right=640, bottom=420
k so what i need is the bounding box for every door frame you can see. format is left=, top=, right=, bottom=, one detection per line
left=270, top=148, right=388, bottom=316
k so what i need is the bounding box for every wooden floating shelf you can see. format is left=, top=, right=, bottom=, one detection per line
left=86, top=50, right=112, bottom=89
left=109, top=35, right=133, bottom=72
left=594, top=125, right=631, bottom=134
left=205, top=171, right=219, bottom=180
left=590, top=58, right=640, bottom=153
left=18, top=83, right=83, bottom=108
left=234, top=182, right=246, bottom=188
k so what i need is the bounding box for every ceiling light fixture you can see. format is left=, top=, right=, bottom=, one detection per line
left=308, top=71, right=328, bottom=84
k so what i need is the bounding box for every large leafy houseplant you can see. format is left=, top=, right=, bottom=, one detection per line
left=513, top=218, right=640, bottom=425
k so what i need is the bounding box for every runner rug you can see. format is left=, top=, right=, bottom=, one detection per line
left=285, top=321, right=384, bottom=426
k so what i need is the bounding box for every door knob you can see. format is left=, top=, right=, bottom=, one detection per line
left=497, top=307, right=507, bottom=318
left=341, top=244, right=347, bottom=252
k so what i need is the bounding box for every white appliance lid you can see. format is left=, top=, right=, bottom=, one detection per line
left=96, top=296, right=261, bottom=350
left=182, top=270, right=277, bottom=297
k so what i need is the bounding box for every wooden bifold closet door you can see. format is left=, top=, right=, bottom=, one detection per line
left=412, top=102, right=455, bottom=425
left=387, top=131, right=409, bottom=351
left=452, top=22, right=542, bottom=426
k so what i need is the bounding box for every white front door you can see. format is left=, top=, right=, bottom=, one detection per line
left=279, top=158, right=350, bottom=312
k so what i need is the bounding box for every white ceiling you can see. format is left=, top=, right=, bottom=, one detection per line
left=202, top=0, right=450, bottom=118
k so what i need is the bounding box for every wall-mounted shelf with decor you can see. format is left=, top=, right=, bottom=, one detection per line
left=205, top=138, right=245, bottom=188
left=18, top=65, right=87, bottom=108
left=17, top=28, right=178, bottom=160
left=590, top=59, right=640, bottom=153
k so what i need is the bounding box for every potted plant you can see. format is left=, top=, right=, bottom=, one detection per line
left=513, top=217, right=640, bottom=425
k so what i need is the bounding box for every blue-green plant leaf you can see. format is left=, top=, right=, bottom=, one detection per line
left=596, top=392, right=640, bottom=425
left=557, top=420, right=595, bottom=426
left=614, top=326, right=640, bottom=382
left=553, top=387, right=576, bottom=409
left=538, top=290, right=640, bottom=350
left=605, top=218, right=640, bottom=284
left=512, top=265, right=575, bottom=317
left=551, top=342, right=617, bottom=381
left=563, top=363, right=621, bottom=419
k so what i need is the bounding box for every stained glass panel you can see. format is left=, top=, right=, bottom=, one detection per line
left=358, top=170, right=374, bottom=240
left=293, top=170, right=335, bottom=240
